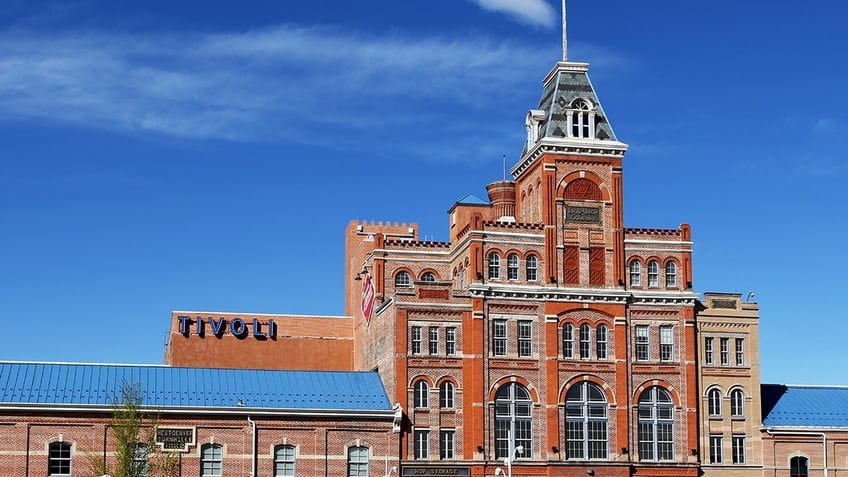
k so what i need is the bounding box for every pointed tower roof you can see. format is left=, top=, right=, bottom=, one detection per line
left=512, top=2, right=628, bottom=179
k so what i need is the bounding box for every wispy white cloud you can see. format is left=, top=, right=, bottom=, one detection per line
left=0, top=25, right=556, bottom=159
left=468, top=0, right=557, bottom=29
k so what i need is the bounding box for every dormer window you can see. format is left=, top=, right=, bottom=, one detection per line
left=568, top=99, right=595, bottom=139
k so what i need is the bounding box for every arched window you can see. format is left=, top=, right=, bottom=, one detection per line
left=414, top=380, right=429, bottom=408
left=730, top=389, right=744, bottom=417
left=395, top=271, right=412, bottom=288
left=421, top=271, right=437, bottom=282
left=347, top=446, right=369, bottom=477
left=494, top=383, right=533, bottom=459
left=665, top=261, right=678, bottom=288
left=566, top=382, right=608, bottom=460
left=274, top=445, right=296, bottom=476
left=596, top=324, right=608, bottom=360
left=579, top=324, right=591, bottom=359
left=790, top=456, right=809, bottom=477
left=48, top=442, right=72, bottom=476
left=637, top=387, right=674, bottom=461
left=563, top=323, right=574, bottom=359
left=488, top=253, right=501, bottom=279
left=201, top=443, right=224, bottom=477
left=629, top=261, right=642, bottom=287
left=440, top=381, right=455, bottom=409
left=647, top=260, right=660, bottom=287
left=569, top=99, right=594, bottom=139
left=526, top=255, right=539, bottom=281
left=708, top=388, right=722, bottom=416
left=507, top=253, right=520, bottom=280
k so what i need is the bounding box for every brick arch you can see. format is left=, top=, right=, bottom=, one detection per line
left=726, top=384, right=747, bottom=398
left=409, top=375, right=434, bottom=387
left=436, top=375, right=459, bottom=387
left=704, top=384, right=722, bottom=398
left=557, top=171, right=612, bottom=202
left=489, top=375, right=540, bottom=403
left=559, top=374, right=617, bottom=406
left=632, top=379, right=681, bottom=407
left=418, top=268, right=440, bottom=280
left=557, top=308, right=614, bottom=326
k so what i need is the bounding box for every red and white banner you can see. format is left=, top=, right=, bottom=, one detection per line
left=361, top=273, right=376, bottom=325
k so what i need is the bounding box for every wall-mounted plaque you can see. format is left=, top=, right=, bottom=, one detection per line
left=155, top=427, right=196, bottom=452
left=565, top=205, right=601, bottom=224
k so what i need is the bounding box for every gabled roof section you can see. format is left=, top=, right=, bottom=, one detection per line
left=762, top=384, right=848, bottom=428
left=0, top=361, right=392, bottom=412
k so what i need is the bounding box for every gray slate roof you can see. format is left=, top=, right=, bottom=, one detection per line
left=0, top=361, right=392, bottom=412
left=762, top=384, right=848, bottom=428
left=536, top=66, right=617, bottom=142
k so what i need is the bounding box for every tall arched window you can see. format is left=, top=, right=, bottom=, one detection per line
left=647, top=260, right=660, bottom=287
left=569, top=99, right=594, bottom=139
left=48, top=442, right=72, bottom=476
left=730, top=389, right=744, bottom=417
left=494, top=383, right=533, bottom=459
left=579, top=324, right=591, bottom=359
left=637, top=387, right=674, bottom=461
left=526, top=255, right=539, bottom=281
left=347, top=446, right=369, bottom=477
left=201, top=443, right=223, bottom=477
left=708, top=388, right=722, bottom=416
left=274, top=445, right=296, bottom=476
left=565, top=382, right=608, bottom=460
left=507, top=253, right=520, bottom=280
left=563, top=323, right=574, bottom=359
left=395, top=271, right=411, bottom=288
left=790, top=456, right=809, bottom=477
left=440, top=381, right=455, bottom=409
left=629, top=261, right=642, bottom=287
left=596, top=324, right=608, bottom=360
left=414, top=380, right=429, bottom=408
left=488, top=253, right=501, bottom=279
left=665, top=261, right=678, bottom=288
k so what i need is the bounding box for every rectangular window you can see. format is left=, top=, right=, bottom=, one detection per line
left=710, top=435, right=723, bottom=464
left=440, top=429, right=455, bottom=460
left=429, top=327, right=439, bottom=355
left=411, top=326, right=422, bottom=355
left=705, top=337, right=714, bottom=365
left=732, top=436, right=745, bottom=464
left=579, top=324, right=591, bottom=359
left=635, top=325, right=649, bottom=361
left=735, top=338, right=745, bottom=366
left=445, top=327, right=457, bottom=356
left=493, top=319, right=507, bottom=356
left=518, top=321, right=532, bottom=357
left=596, top=325, right=608, bottom=360
left=414, top=429, right=429, bottom=460
left=133, top=443, right=149, bottom=477
left=563, top=324, right=574, bottom=359
left=720, top=338, right=730, bottom=365
left=659, top=325, right=674, bottom=362
left=201, top=444, right=223, bottom=477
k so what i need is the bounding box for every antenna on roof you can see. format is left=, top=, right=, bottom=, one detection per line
left=502, top=154, right=506, bottom=181
left=562, top=0, right=568, bottom=61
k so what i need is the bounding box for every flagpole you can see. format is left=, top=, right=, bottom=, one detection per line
left=562, top=0, right=568, bottom=61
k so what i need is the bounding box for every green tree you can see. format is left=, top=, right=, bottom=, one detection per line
left=87, top=381, right=179, bottom=477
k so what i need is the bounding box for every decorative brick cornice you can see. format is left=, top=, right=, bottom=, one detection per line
left=512, top=140, right=628, bottom=178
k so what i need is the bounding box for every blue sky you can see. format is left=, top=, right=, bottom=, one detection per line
left=1, top=0, right=846, bottom=385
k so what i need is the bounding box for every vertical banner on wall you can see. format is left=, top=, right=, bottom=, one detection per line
left=361, top=273, right=376, bottom=325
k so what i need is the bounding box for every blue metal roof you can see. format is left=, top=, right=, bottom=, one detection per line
left=0, top=361, right=392, bottom=412
left=455, top=193, right=489, bottom=206
left=762, top=384, right=848, bottom=428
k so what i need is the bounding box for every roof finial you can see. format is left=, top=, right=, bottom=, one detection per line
left=562, top=0, right=568, bottom=62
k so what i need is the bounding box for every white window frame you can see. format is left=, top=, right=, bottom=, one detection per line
left=732, top=435, right=745, bottom=464
left=629, top=260, right=642, bottom=287
left=414, top=429, right=429, bottom=460
left=274, top=444, right=296, bottom=476
left=48, top=442, right=72, bottom=476
left=493, top=319, right=507, bottom=356
left=445, top=327, right=457, bottom=356
left=708, top=388, right=722, bottom=417
left=411, top=326, right=422, bottom=355
left=710, top=435, right=723, bottom=464
left=414, top=380, right=429, bottom=408
left=488, top=253, right=501, bottom=279
left=647, top=260, right=659, bottom=288
left=440, top=429, right=455, bottom=460
left=507, top=253, right=520, bottom=280
left=635, top=325, right=649, bottom=361
left=665, top=261, right=678, bottom=288
left=596, top=324, right=608, bottom=360
left=720, top=338, right=730, bottom=365
left=730, top=389, right=744, bottom=417
left=518, top=320, right=533, bottom=357
left=201, top=443, right=223, bottom=477
left=395, top=271, right=412, bottom=288
left=659, top=325, right=674, bottom=362
left=526, top=255, right=538, bottom=281
left=563, top=323, right=574, bottom=358
left=439, top=381, right=455, bottom=409
left=705, top=337, right=715, bottom=365
left=428, top=326, right=439, bottom=356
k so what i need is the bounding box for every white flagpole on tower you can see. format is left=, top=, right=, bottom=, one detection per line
left=562, top=0, right=568, bottom=61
